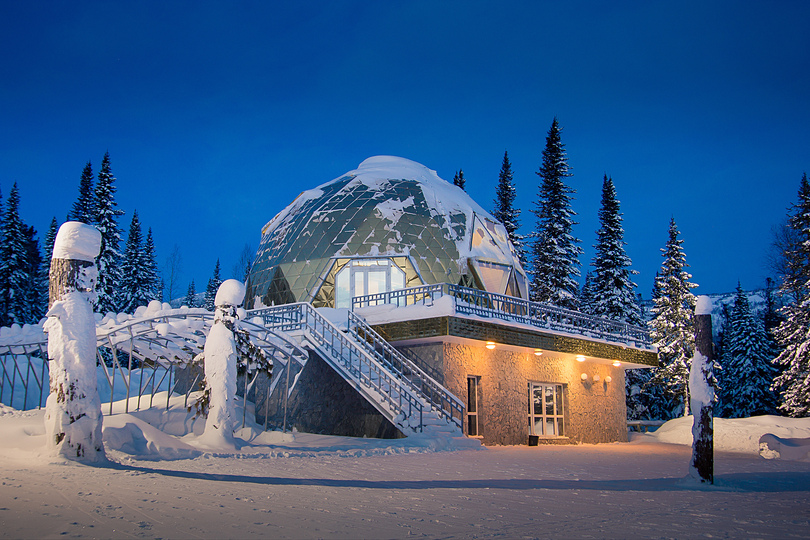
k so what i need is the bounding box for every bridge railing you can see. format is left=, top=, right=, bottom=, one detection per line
left=352, top=283, right=653, bottom=350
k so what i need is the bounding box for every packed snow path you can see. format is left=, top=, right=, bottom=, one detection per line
left=0, top=422, right=807, bottom=538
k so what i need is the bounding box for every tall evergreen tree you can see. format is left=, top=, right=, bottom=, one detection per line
left=120, top=211, right=150, bottom=313
left=94, top=151, right=124, bottom=314
left=720, top=283, right=778, bottom=417
left=649, top=218, right=698, bottom=418
left=144, top=228, right=160, bottom=302
left=453, top=169, right=466, bottom=191
left=22, top=225, right=47, bottom=323
left=69, top=161, right=96, bottom=224
left=186, top=280, right=197, bottom=308
left=204, top=259, right=222, bottom=311
left=773, top=173, right=810, bottom=416
left=530, top=117, right=582, bottom=309
left=579, top=271, right=595, bottom=314
left=43, top=217, right=58, bottom=278
left=0, top=184, right=31, bottom=326
left=492, top=151, right=525, bottom=264
left=590, top=175, right=641, bottom=325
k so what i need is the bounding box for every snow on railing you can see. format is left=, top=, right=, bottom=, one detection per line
left=352, top=283, right=654, bottom=350
left=249, top=303, right=427, bottom=432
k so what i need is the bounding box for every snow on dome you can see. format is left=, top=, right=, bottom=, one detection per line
left=52, top=221, right=102, bottom=263
left=215, top=279, right=246, bottom=307
left=246, top=156, right=527, bottom=308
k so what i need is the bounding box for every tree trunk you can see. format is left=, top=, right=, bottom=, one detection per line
left=48, top=258, right=94, bottom=308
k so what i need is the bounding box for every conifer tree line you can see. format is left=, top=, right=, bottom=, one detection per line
left=487, top=117, right=806, bottom=419
left=0, top=152, right=164, bottom=324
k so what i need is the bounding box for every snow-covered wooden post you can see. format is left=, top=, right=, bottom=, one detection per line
left=201, top=279, right=246, bottom=447
left=689, top=295, right=714, bottom=483
left=44, top=222, right=105, bottom=462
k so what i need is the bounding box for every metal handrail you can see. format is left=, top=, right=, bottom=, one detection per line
left=352, top=283, right=653, bottom=349
left=346, top=310, right=464, bottom=429
left=250, top=303, right=425, bottom=432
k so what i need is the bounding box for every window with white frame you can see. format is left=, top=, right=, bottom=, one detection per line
left=334, top=259, right=407, bottom=308
left=528, top=382, right=565, bottom=437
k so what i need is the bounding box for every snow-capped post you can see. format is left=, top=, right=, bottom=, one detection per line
left=689, top=295, right=714, bottom=484
left=201, top=279, right=246, bottom=447
left=44, top=221, right=105, bottom=462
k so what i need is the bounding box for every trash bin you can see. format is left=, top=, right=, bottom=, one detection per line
left=528, top=435, right=539, bottom=446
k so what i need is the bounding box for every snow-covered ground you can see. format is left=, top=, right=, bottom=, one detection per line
left=1, top=397, right=809, bottom=538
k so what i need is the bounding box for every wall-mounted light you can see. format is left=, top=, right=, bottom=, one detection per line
left=576, top=355, right=586, bottom=362
left=593, top=374, right=601, bottom=382
left=534, top=349, right=543, bottom=356
left=605, top=376, right=612, bottom=383
left=612, top=360, right=621, bottom=367
left=486, top=341, right=496, bottom=350
left=581, top=373, right=588, bottom=381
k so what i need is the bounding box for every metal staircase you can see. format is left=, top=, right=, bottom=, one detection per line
left=249, top=303, right=464, bottom=435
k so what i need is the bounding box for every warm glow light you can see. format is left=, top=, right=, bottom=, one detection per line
left=580, top=373, right=588, bottom=381
left=605, top=376, right=613, bottom=383
left=576, top=355, right=586, bottom=362
left=534, top=349, right=543, bottom=356
left=486, top=341, right=496, bottom=350
left=593, top=374, right=601, bottom=382
left=612, top=360, right=621, bottom=367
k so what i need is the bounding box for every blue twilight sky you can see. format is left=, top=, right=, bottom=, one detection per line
left=1, top=1, right=808, bottom=300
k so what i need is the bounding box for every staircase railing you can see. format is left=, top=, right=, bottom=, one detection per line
left=346, top=310, right=464, bottom=430
left=249, top=303, right=425, bottom=432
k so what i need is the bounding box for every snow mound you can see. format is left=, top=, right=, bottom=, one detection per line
left=646, top=415, right=810, bottom=457
left=759, top=434, right=810, bottom=461
left=103, top=413, right=201, bottom=460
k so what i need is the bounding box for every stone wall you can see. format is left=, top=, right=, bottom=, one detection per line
left=398, top=340, right=628, bottom=446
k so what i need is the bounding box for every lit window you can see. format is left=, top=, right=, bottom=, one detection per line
left=528, top=382, right=564, bottom=437
left=334, top=258, right=408, bottom=308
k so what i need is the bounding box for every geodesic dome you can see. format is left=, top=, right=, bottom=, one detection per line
left=245, top=156, right=527, bottom=308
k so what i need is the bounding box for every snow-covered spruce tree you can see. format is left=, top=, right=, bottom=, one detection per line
left=144, top=228, right=161, bottom=302
left=69, top=161, right=96, bottom=224
left=44, top=221, right=105, bottom=462
left=93, top=151, right=124, bottom=314
left=720, top=283, right=778, bottom=417
left=204, top=259, right=223, bottom=311
left=772, top=173, right=810, bottom=416
left=43, top=217, right=58, bottom=279
left=530, top=117, right=582, bottom=309
left=0, top=183, right=31, bottom=326
left=579, top=271, right=595, bottom=314
left=120, top=211, right=151, bottom=313
left=186, top=280, right=197, bottom=308
left=714, top=302, right=733, bottom=416
left=649, top=218, right=698, bottom=418
left=492, top=151, right=526, bottom=265
left=590, top=175, right=642, bottom=325
left=453, top=169, right=466, bottom=191
left=22, top=225, right=47, bottom=323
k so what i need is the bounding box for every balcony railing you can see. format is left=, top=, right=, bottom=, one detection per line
left=352, top=283, right=653, bottom=350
